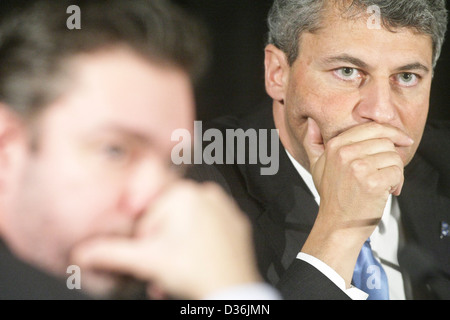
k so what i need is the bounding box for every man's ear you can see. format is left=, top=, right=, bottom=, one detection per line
left=0, top=103, right=27, bottom=175
left=264, top=44, right=290, bottom=104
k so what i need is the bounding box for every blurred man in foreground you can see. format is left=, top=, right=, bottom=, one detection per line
left=0, top=0, right=279, bottom=300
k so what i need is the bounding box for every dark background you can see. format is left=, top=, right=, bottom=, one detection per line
left=174, top=0, right=450, bottom=123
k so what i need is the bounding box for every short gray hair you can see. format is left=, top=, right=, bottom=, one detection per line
left=267, top=0, right=448, bottom=68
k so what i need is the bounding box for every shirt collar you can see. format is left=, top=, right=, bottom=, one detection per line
left=285, top=150, right=320, bottom=204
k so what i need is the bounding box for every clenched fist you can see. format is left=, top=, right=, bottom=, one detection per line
left=301, top=118, right=414, bottom=287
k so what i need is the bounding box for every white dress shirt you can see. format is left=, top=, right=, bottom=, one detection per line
left=286, top=150, right=406, bottom=300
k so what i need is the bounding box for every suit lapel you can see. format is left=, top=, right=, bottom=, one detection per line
left=233, top=104, right=319, bottom=281
left=398, top=153, right=450, bottom=270
left=398, top=153, right=450, bottom=299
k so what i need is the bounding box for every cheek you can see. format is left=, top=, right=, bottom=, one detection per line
left=398, top=95, right=429, bottom=138
left=398, top=100, right=429, bottom=164
left=2, top=157, right=127, bottom=275
left=49, top=167, right=132, bottom=239
left=31, top=154, right=132, bottom=249
left=286, top=69, right=358, bottom=138
left=405, top=111, right=428, bottom=142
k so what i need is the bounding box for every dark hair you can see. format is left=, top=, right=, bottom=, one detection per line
left=0, top=0, right=209, bottom=117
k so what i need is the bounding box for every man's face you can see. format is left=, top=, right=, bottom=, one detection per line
left=275, top=7, right=433, bottom=168
left=1, top=48, right=194, bottom=294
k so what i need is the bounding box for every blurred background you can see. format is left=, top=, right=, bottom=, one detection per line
left=174, top=0, right=450, bottom=122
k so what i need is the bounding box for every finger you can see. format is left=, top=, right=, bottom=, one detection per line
left=363, top=151, right=404, bottom=171
left=356, top=152, right=404, bottom=195
left=71, top=238, right=158, bottom=281
left=135, top=181, right=199, bottom=236
left=343, top=138, right=397, bottom=157
left=371, top=152, right=405, bottom=195
left=303, top=117, right=325, bottom=169
left=370, top=165, right=404, bottom=196
left=335, top=123, right=414, bottom=148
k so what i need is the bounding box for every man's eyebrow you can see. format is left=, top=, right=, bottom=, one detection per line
left=322, top=54, right=370, bottom=69
left=98, top=125, right=177, bottom=155
left=393, top=63, right=430, bottom=74
left=322, top=55, right=430, bottom=74
left=94, top=125, right=155, bottom=147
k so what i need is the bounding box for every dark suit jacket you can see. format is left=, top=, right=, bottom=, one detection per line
left=0, top=240, right=90, bottom=299
left=188, top=102, right=450, bottom=300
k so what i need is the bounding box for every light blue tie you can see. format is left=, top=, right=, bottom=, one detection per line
left=352, top=239, right=389, bottom=300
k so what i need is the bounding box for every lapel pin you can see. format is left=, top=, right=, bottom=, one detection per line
left=441, top=221, right=449, bottom=239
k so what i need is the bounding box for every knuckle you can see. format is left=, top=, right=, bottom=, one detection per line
left=326, top=138, right=340, bottom=152
left=366, top=175, right=382, bottom=192
left=350, top=158, right=369, bottom=174
left=337, top=145, right=353, bottom=163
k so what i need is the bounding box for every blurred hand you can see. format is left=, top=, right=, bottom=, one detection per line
left=71, top=181, right=261, bottom=299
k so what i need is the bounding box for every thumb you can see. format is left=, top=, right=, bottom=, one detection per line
left=304, top=117, right=325, bottom=170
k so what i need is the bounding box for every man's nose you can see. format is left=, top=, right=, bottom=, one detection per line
left=119, top=159, right=177, bottom=219
left=354, top=79, right=398, bottom=124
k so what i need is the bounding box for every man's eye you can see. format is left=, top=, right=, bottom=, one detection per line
left=395, top=73, right=419, bottom=87
left=102, top=144, right=129, bottom=161
left=333, top=67, right=362, bottom=81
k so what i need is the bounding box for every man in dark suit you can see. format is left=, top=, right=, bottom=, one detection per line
left=188, top=0, right=449, bottom=299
